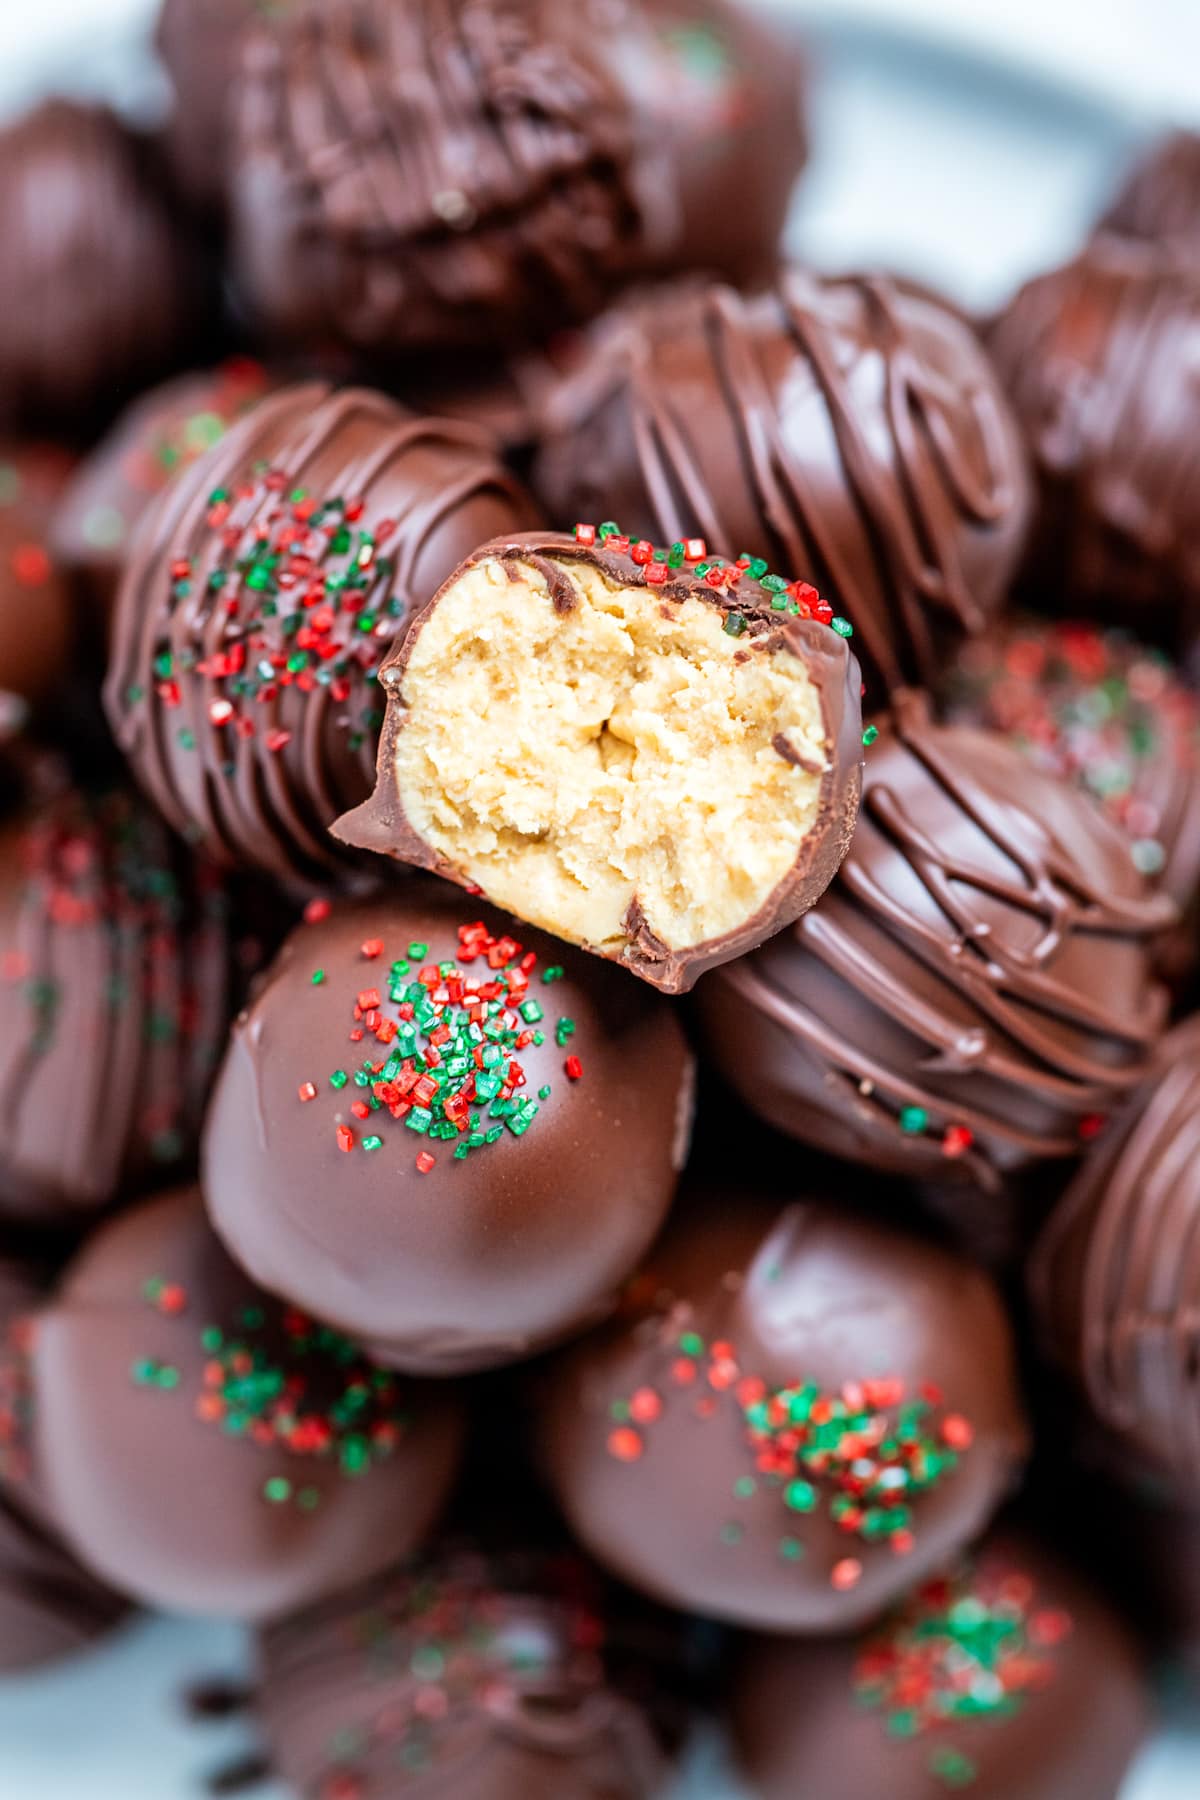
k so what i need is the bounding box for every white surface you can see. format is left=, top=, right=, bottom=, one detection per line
left=0, top=2, right=1198, bottom=1796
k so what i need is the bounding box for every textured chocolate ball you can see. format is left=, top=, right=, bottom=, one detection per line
left=534, top=271, right=1031, bottom=701
left=53, top=359, right=275, bottom=615
left=536, top=1197, right=1028, bottom=1633
left=156, top=0, right=290, bottom=211
left=1097, top=130, right=1200, bottom=259
left=203, top=891, right=693, bottom=1374
left=336, top=527, right=863, bottom=993
left=0, top=441, right=75, bottom=708
left=730, top=1531, right=1149, bottom=1800
left=227, top=0, right=806, bottom=356
left=939, top=616, right=1200, bottom=936
left=0, top=101, right=207, bottom=430
left=0, top=772, right=239, bottom=1223
left=1030, top=1014, right=1200, bottom=1500
left=26, top=1187, right=464, bottom=1620
left=257, top=1546, right=680, bottom=1798
left=989, top=236, right=1200, bottom=653
left=104, top=383, right=541, bottom=885
left=694, top=692, right=1173, bottom=1196
left=0, top=1250, right=128, bottom=1671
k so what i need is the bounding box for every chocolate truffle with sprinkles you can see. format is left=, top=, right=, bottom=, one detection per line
left=938, top=616, right=1200, bottom=947
left=0, top=771, right=238, bottom=1223
left=226, top=0, right=806, bottom=356
left=24, top=1187, right=464, bottom=1621
left=730, top=1531, right=1149, bottom=1799
left=105, top=383, right=542, bottom=886
left=1030, top=1014, right=1200, bottom=1501
left=533, top=271, right=1031, bottom=701
left=203, top=891, right=693, bottom=1374
left=0, top=101, right=207, bottom=430
left=988, top=236, right=1200, bottom=655
left=256, top=1545, right=680, bottom=1798
left=536, top=1197, right=1028, bottom=1633
left=1097, top=130, right=1200, bottom=260
left=335, top=525, right=863, bottom=994
left=0, top=1251, right=128, bottom=1671
left=53, top=359, right=275, bottom=615
left=0, top=441, right=75, bottom=709
left=694, top=690, right=1174, bottom=1197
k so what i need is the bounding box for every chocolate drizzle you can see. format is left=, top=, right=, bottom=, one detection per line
left=535, top=272, right=1030, bottom=697
left=105, top=384, right=540, bottom=884
left=989, top=236, right=1200, bottom=650
left=698, top=694, right=1173, bottom=1193
left=1031, top=1015, right=1200, bottom=1489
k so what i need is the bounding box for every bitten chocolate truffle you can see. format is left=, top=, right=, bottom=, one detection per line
left=0, top=442, right=75, bottom=707
left=0, top=101, right=206, bottom=430
left=536, top=1197, right=1028, bottom=1633
left=533, top=272, right=1031, bottom=701
left=336, top=527, right=863, bottom=993
left=257, top=1547, right=677, bottom=1798
left=1097, top=129, right=1200, bottom=259
left=694, top=692, right=1173, bottom=1195
left=25, top=1187, right=464, bottom=1620
left=989, top=236, right=1200, bottom=653
left=53, top=359, right=274, bottom=614
left=104, top=383, right=541, bottom=885
left=203, top=891, right=693, bottom=1374
left=1030, top=1014, right=1200, bottom=1500
left=227, top=0, right=806, bottom=356
left=0, top=1252, right=127, bottom=1671
left=730, top=1531, right=1149, bottom=1800
left=0, top=773, right=238, bottom=1223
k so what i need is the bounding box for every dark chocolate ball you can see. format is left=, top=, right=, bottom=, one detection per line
left=0, top=441, right=75, bottom=709
left=988, top=236, right=1200, bottom=654
left=203, top=890, right=693, bottom=1374
left=729, top=1531, right=1149, bottom=1800
left=1097, top=129, right=1200, bottom=260
left=0, top=773, right=239, bottom=1223
left=25, top=1187, right=465, bottom=1620
left=0, top=101, right=207, bottom=431
left=536, top=1196, right=1028, bottom=1633
left=0, top=1250, right=128, bottom=1671
left=694, top=692, right=1173, bottom=1196
left=227, top=0, right=806, bottom=356
left=534, top=271, right=1031, bottom=702
left=257, top=1546, right=678, bottom=1798
left=52, top=359, right=276, bottom=615
left=156, top=0, right=289, bottom=212
left=104, top=382, right=542, bottom=885
left=1030, top=1014, right=1200, bottom=1501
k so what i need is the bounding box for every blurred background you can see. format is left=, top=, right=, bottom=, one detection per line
left=0, top=1, right=1198, bottom=1795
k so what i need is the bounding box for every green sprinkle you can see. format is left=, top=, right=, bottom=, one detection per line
left=362, top=1135, right=383, bottom=1152
left=263, top=1477, right=292, bottom=1505
left=862, top=724, right=880, bottom=747
left=330, top=1069, right=348, bottom=1090
left=723, top=612, right=748, bottom=637
left=831, top=616, right=854, bottom=637
left=899, top=1106, right=928, bottom=1134
left=311, top=969, right=326, bottom=985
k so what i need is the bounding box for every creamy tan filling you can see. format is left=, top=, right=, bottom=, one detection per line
left=392, top=556, right=830, bottom=952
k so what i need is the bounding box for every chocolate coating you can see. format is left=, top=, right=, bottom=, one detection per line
left=27, top=1187, right=464, bottom=1620
left=1030, top=1014, right=1200, bottom=1500
left=0, top=101, right=207, bottom=431
left=0, top=1250, right=127, bottom=1671
left=53, top=359, right=275, bottom=615
left=0, top=441, right=75, bottom=708
left=228, top=0, right=805, bottom=355
left=104, top=382, right=542, bottom=885
left=536, top=1197, right=1028, bottom=1633
left=534, top=271, right=1031, bottom=701
left=694, top=692, right=1173, bottom=1194
left=336, top=528, right=863, bottom=993
left=257, top=1547, right=675, bottom=1798
left=730, top=1531, right=1149, bottom=1800
left=0, top=773, right=239, bottom=1223
left=989, top=236, right=1200, bottom=652
left=156, top=0, right=290, bottom=212
left=1097, top=130, right=1200, bottom=259
left=203, top=891, right=693, bottom=1374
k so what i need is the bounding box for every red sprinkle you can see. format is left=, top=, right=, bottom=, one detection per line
left=415, top=1151, right=436, bottom=1175
left=565, top=1055, right=583, bottom=1080
left=336, top=1125, right=355, bottom=1153
left=607, top=1427, right=644, bottom=1462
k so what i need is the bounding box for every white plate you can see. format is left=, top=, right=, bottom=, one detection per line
left=1, top=3, right=1199, bottom=1795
